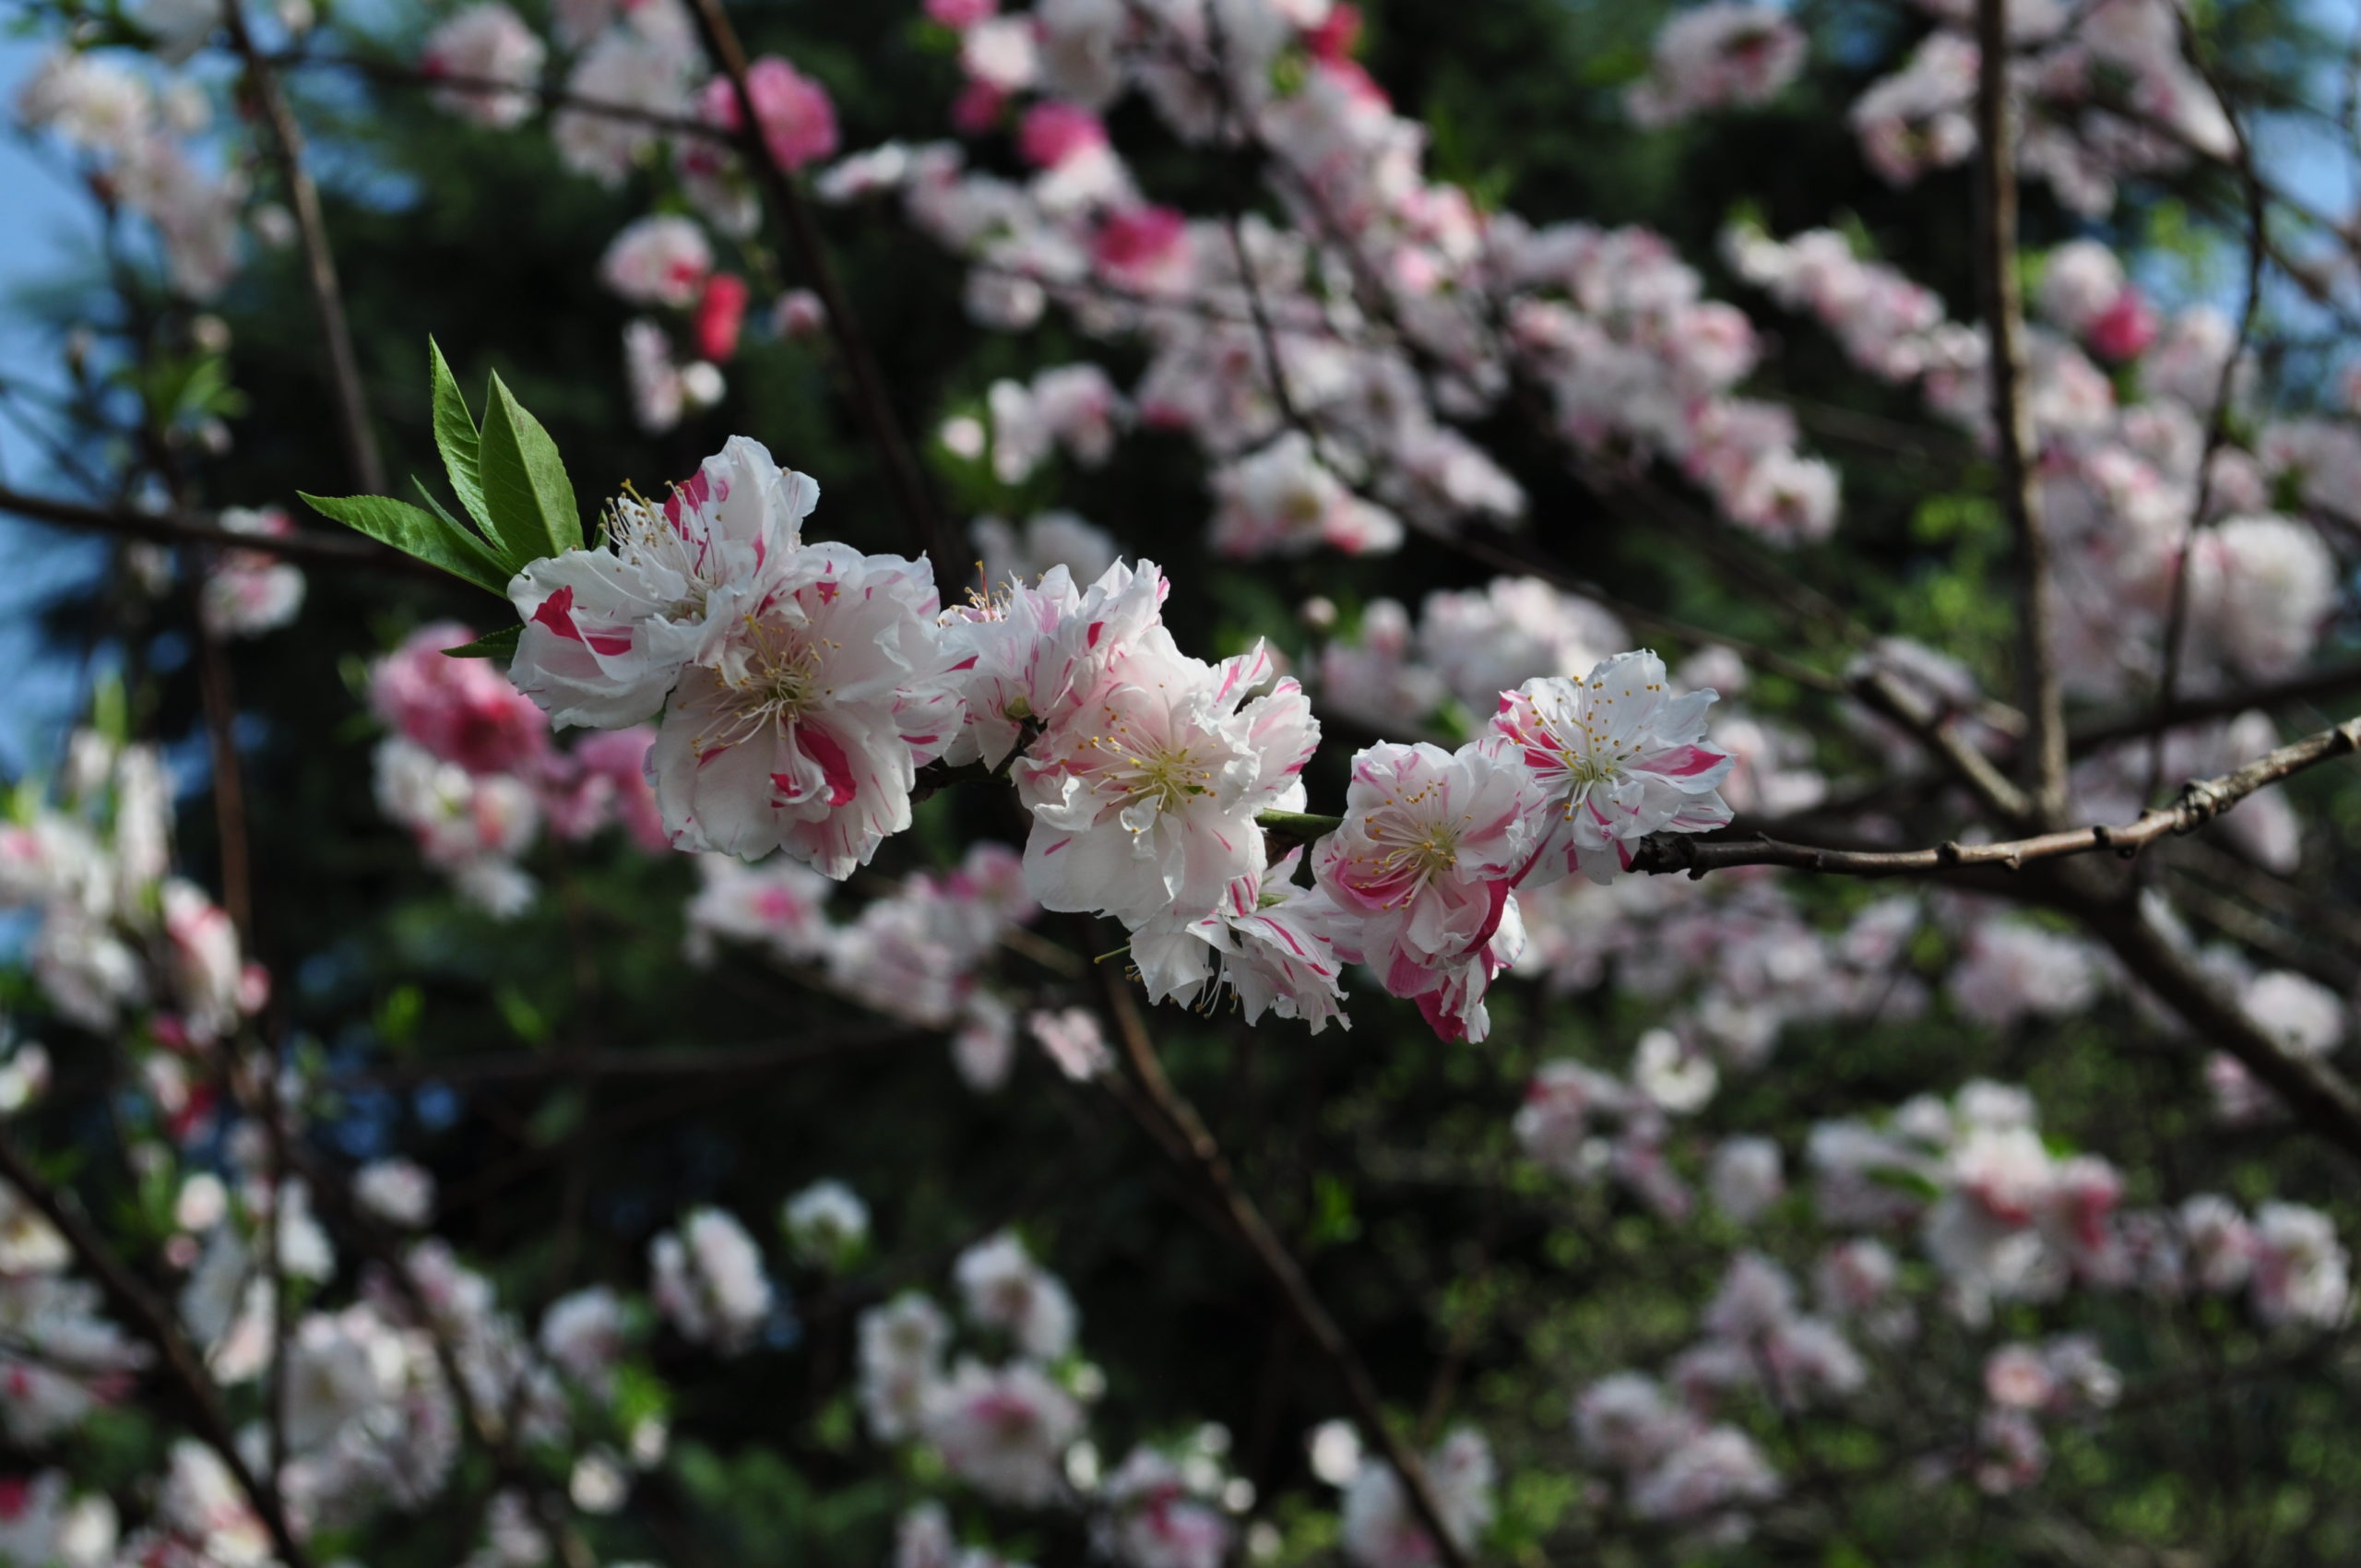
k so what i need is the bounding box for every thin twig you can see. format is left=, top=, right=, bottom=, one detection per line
left=0, top=1126, right=319, bottom=1568
left=2048, top=861, right=2361, bottom=1165
left=2071, top=659, right=2361, bottom=751
left=2142, top=17, right=2271, bottom=812
left=275, top=51, right=722, bottom=140
left=680, top=0, right=955, bottom=587
left=336, top=1025, right=926, bottom=1087
left=1093, top=963, right=1476, bottom=1568
left=1975, top=0, right=2067, bottom=821
left=1627, top=710, right=2360, bottom=880
left=223, top=3, right=384, bottom=494
left=0, top=484, right=457, bottom=582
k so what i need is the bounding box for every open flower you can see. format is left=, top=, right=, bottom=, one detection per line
left=509, top=437, right=816, bottom=728
left=1315, top=741, right=1535, bottom=1041
left=648, top=543, right=955, bottom=874
left=1131, top=849, right=1354, bottom=1032
left=1015, top=632, right=1316, bottom=928
left=1490, top=650, right=1733, bottom=885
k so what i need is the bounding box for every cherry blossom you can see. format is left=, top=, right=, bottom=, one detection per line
left=1490, top=651, right=1734, bottom=885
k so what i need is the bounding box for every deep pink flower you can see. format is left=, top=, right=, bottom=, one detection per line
left=702, top=56, right=838, bottom=171
left=924, top=0, right=996, bottom=27
left=2084, top=290, right=2157, bottom=362
left=695, top=272, right=750, bottom=362
left=952, top=78, right=1006, bottom=134
left=1017, top=101, right=1107, bottom=168
left=1091, top=205, right=1190, bottom=291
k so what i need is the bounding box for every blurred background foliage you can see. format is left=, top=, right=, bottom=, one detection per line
left=8, top=0, right=2361, bottom=1562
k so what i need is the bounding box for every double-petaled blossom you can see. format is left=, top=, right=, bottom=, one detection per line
left=1339, top=1428, right=1495, bottom=1568
left=1315, top=741, right=1536, bottom=1043
left=1102, top=1446, right=1232, bottom=1568
left=509, top=437, right=816, bottom=728
left=420, top=2, right=547, bottom=130
left=649, top=1206, right=774, bottom=1355
left=953, top=1232, right=1077, bottom=1360
left=1490, top=650, right=1734, bottom=885
left=919, top=1358, right=1085, bottom=1506
left=598, top=214, right=713, bottom=307
left=938, top=559, right=1167, bottom=770
left=1130, top=849, right=1354, bottom=1032
left=649, top=542, right=956, bottom=873
left=1015, top=633, right=1317, bottom=929
left=1208, top=433, right=1405, bottom=558
left=858, top=1292, right=951, bottom=1442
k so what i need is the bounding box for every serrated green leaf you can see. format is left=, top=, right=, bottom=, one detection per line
left=428, top=338, right=490, bottom=530
left=477, top=372, right=583, bottom=571
left=298, top=491, right=511, bottom=597
left=411, top=475, right=477, bottom=537
left=442, top=624, right=523, bottom=659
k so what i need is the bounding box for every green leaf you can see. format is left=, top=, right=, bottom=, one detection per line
left=476, top=371, right=583, bottom=570
left=298, top=491, right=511, bottom=597
left=410, top=474, right=481, bottom=538
left=442, top=624, right=523, bottom=659
left=428, top=339, right=489, bottom=530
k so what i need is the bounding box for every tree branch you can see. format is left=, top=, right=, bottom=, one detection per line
left=1975, top=0, right=2067, bottom=821
left=2049, top=865, right=2361, bottom=1165
left=224, top=3, right=384, bottom=494
left=680, top=0, right=955, bottom=589
left=2071, top=659, right=2361, bottom=752
left=1630, top=711, right=2359, bottom=880
left=1093, top=962, right=1476, bottom=1568
left=0, top=1126, right=318, bottom=1568
left=0, top=484, right=456, bottom=582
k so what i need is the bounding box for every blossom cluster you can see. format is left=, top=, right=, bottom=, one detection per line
left=493, top=436, right=1735, bottom=1041
left=686, top=839, right=1045, bottom=1088
left=0, top=730, right=265, bottom=1048
left=417, top=0, right=839, bottom=430
left=368, top=624, right=666, bottom=915
left=813, top=0, right=1840, bottom=554
left=1728, top=223, right=2340, bottom=709
left=14, top=49, right=251, bottom=299
left=1849, top=0, right=2234, bottom=216
left=1621, top=2, right=1807, bottom=128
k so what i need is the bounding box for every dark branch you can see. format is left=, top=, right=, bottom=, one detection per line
left=1630, top=713, right=2361, bottom=879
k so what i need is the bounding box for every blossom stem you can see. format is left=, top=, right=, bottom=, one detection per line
left=1629, top=712, right=2360, bottom=883
left=681, top=0, right=956, bottom=588
left=1974, top=0, right=2068, bottom=822
left=1254, top=808, right=1344, bottom=849
left=0, top=1126, right=320, bottom=1568
left=1093, top=961, right=1477, bottom=1568
left=223, top=0, right=385, bottom=495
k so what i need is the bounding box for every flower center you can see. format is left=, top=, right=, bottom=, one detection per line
left=1094, top=734, right=1215, bottom=818
left=696, top=619, right=831, bottom=755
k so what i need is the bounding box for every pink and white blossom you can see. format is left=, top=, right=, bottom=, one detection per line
left=1490, top=651, right=1734, bottom=885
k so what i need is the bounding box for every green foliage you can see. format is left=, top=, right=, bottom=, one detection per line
left=297, top=490, right=512, bottom=596
left=305, top=343, right=585, bottom=612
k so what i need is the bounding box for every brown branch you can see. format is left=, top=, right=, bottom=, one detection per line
left=2071, top=659, right=2361, bottom=752
left=276, top=52, right=722, bottom=141
left=336, top=1023, right=925, bottom=1087
left=1629, top=711, right=2360, bottom=879
left=1850, top=667, right=2033, bottom=826
left=680, top=0, right=955, bottom=588
left=223, top=3, right=384, bottom=494
left=2143, top=18, right=2270, bottom=813
left=1093, top=962, right=1476, bottom=1568
left=1975, top=0, right=2067, bottom=821
left=0, top=1126, right=318, bottom=1568
left=2050, top=864, right=2361, bottom=1165
left=0, top=484, right=455, bottom=582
